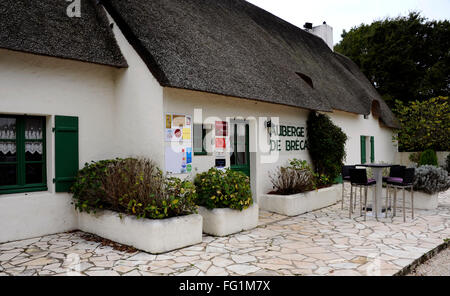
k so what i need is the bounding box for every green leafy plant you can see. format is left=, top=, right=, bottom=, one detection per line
left=307, top=112, right=348, bottom=185
left=334, top=12, right=450, bottom=107
left=419, top=149, right=438, bottom=166
left=393, top=97, right=449, bottom=152
left=409, top=152, right=422, bottom=164
left=194, top=168, right=252, bottom=211
left=413, top=165, right=450, bottom=195
left=71, top=158, right=197, bottom=219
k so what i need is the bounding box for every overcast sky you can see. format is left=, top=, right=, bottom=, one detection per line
left=246, top=0, right=450, bottom=45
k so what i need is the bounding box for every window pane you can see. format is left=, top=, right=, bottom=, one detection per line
left=25, top=117, right=43, bottom=140
left=0, top=142, right=17, bottom=162
left=193, top=124, right=203, bottom=153
left=26, top=163, right=43, bottom=184
left=0, top=164, right=17, bottom=186
left=25, top=142, right=43, bottom=161
left=0, top=117, right=16, bottom=140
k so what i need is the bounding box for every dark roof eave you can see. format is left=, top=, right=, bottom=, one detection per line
left=0, top=46, right=128, bottom=69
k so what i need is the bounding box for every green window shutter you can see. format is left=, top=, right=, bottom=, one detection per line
left=370, top=136, right=375, bottom=163
left=360, top=136, right=366, bottom=164
left=54, top=116, right=79, bottom=192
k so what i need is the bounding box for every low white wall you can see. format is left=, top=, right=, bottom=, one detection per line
left=395, top=152, right=449, bottom=167
left=78, top=210, right=203, bottom=254
left=197, top=204, right=259, bottom=237
left=0, top=192, right=78, bottom=243
left=259, top=185, right=342, bottom=216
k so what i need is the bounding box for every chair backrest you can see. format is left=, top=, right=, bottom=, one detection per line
left=342, top=165, right=356, bottom=177
left=390, top=165, right=406, bottom=178
left=349, top=169, right=368, bottom=185
left=402, top=168, right=415, bottom=185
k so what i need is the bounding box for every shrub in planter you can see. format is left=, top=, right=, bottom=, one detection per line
left=194, top=168, right=252, bottom=211
left=413, top=165, right=450, bottom=195
left=71, top=158, right=197, bottom=219
left=269, top=159, right=315, bottom=195
left=307, top=112, right=348, bottom=184
left=419, top=149, right=438, bottom=166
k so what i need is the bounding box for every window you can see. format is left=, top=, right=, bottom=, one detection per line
left=193, top=124, right=207, bottom=155
left=0, top=115, right=47, bottom=194
left=296, top=72, right=314, bottom=89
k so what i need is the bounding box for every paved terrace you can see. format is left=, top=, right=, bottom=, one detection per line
left=1, top=186, right=449, bottom=276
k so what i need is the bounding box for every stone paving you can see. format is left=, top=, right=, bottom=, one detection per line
left=0, top=186, right=449, bottom=276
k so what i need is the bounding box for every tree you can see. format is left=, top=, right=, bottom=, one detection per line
left=334, top=12, right=450, bottom=107
left=393, top=96, right=449, bottom=152
left=306, top=112, right=348, bottom=183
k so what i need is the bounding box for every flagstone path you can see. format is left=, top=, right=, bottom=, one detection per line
left=1, top=186, right=449, bottom=276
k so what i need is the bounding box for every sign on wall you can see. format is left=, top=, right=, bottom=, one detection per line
left=269, top=124, right=308, bottom=152
left=165, top=113, right=193, bottom=174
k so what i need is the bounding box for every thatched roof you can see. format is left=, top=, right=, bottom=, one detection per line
left=0, top=0, right=127, bottom=68
left=104, top=0, right=399, bottom=128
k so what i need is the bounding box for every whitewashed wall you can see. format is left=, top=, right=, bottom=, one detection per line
left=0, top=48, right=118, bottom=241
left=0, top=13, right=165, bottom=243
left=108, top=13, right=165, bottom=169
left=163, top=88, right=311, bottom=201
left=328, top=110, right=397, bottom=165
left=164, top=89, right=398, bottom=202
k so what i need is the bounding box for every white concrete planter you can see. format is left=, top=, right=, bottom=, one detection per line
left=259, top=185, right=342, bottom=217
left=411, top=191, right=439, bottom=210
left=197, top=204, right=259, bottom=237
left=77, top=210, right=203, bottom=254
left=373, top=188, right=439, bottom=210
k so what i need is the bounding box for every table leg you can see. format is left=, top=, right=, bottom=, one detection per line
left=372, top=167, right=383, bottom=218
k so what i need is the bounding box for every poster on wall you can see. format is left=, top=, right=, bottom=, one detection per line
left=215, top=121, right=228, bottom=137
left=165, top=113, right=193, bottom=174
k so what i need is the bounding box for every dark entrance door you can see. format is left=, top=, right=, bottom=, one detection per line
left=230, top=120, right=250, bottom=177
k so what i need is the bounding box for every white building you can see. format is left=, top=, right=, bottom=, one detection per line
left=0, top=0, right=399, bottom=243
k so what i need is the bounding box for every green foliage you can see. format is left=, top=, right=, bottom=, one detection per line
left=335, top=12, right=450, bottom=106
left=306, top=112, right=348, bottom=184
left=269, top=159, right=315, bottom=195
left=393, top=97, right=449, bottom=152
left=419, top=149, right=439, bottom=166
left=414, top=165, right=450, bottom=194
left=409, top=152, right=422, bottom=164
left=71, top=158, right=197, bottom=219
left=194, top=168, right=252, bottom=211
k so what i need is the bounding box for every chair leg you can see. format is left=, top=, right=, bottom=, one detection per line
left=411, top=186, right=414, bottom=220
left=349, top=184, right=353, bottom=219
left=393, top=188, right=397, bottom=217
left=355, top=186, right=361, bottom=211
left=374, top=185, right=378, bottom=220
left=360, top=186, right=363, bottom=216
left=341, top=182, right=345, bottom=210
left=403, top=188, right=406, bottom=222
left=385, top=185, right=389, bottom=218
left=364, top=186, right=368, bottom=221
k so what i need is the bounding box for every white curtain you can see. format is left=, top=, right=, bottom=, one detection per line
left=0, top=142, right=16, bottom=155
left=25, top=142, right=43, bottom=154
left=0, top=143, right=42, bottom=155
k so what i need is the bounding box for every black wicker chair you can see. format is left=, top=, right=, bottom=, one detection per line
left=341, top=165, right=356, bottom=210
left=386, top=168, right=415, bottom=222
left=349, top=169, right=377, bottom=220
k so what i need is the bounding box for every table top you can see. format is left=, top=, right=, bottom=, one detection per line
left=356, top=163, right=396, bottom=168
